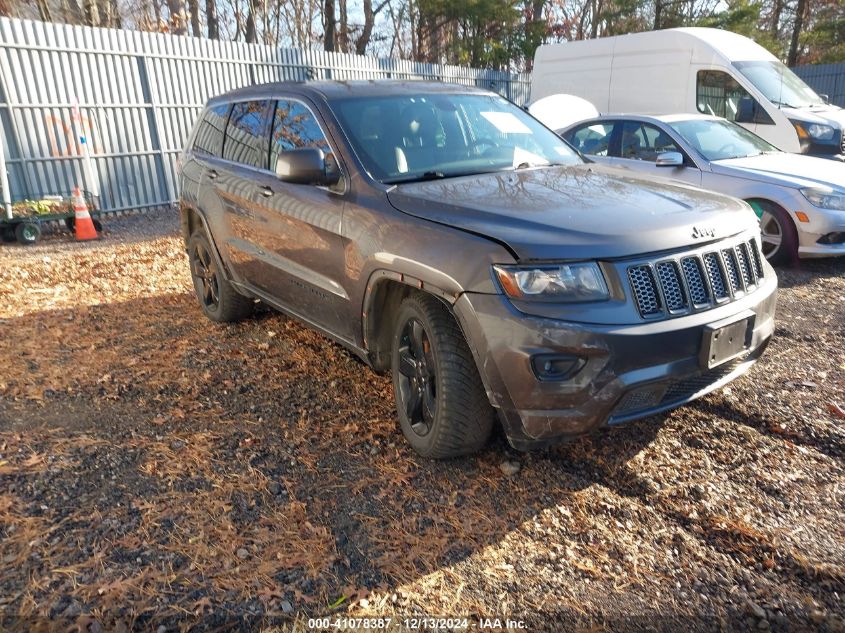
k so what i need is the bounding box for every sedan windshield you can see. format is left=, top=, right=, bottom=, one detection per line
left=668, top=118, right=779, bottom=161
left=734, top=61, right=825, bottom=109
left=330, top=92, right=582, bottom=184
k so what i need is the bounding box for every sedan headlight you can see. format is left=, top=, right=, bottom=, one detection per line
left=801, top=187, right=845, bottom=211
left=494, top=263, right=609, bottom=302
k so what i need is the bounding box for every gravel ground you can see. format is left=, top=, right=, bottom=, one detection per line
left=0, top=208, right=843, bottom=632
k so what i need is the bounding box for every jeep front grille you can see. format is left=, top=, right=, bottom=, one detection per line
left=721, top=248, right=741, bottom=292
left=628, top=238, right=765, bottom=319
left=655, top=261, right=687, bottom=312
left=703, top=252, right=728, bottom=300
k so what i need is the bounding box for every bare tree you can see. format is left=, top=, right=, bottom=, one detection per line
left=770, top=0, right=784, bottom=39
left=35, top=0, right=52, bottom=21
left=187, top=0, right=201, bottom=35
left=787, top=0, right=808, bottom=65
left=338, top=0, right=349, bottom=51
left=167, top=0, right=187, bottom=34
left=206, top=0, right=219, bottom=38
left=324, top=0, right=335, bottom=50
left=355, top=0, right=389, bottom=54
left=84, top=0, right=100, bottom=25
left=245, top=0, right=257, bottom=42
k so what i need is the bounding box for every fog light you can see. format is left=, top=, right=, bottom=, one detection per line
left=531, top=354, right=586, bottom=381
left=817, top=232, right=845, bottom=245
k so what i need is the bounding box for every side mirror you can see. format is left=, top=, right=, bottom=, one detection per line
left=655, top=151, right=684, bottom=167
left=274, top=148, right=340, bottom=186
left=736, top=96, right=757, bottom=124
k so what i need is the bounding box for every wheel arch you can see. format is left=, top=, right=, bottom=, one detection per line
left=180, top=204, right=236, bottom=280
left=745, top=197, right=799, bottom=263
left=745, top=197, right=797, bottom=229
left=362, top=271, right=460, bottom=373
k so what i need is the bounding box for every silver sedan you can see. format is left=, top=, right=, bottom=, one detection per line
left=559, top=113, right=845, bottom=263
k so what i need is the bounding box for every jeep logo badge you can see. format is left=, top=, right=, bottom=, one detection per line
left=692, top=225, right=716, bottom=239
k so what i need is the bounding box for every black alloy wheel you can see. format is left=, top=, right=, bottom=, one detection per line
left=191, top=239, right=220, bottom=310
left=396, top=317, right=438, bottom=437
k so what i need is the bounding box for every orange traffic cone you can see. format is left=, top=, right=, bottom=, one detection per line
left=72, top=186, right=99, bottom=241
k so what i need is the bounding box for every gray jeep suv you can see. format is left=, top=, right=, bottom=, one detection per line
left=178, top=81, right=777, bottom=458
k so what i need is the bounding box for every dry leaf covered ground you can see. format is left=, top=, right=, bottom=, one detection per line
left=0, top=210, right=843, bottom=632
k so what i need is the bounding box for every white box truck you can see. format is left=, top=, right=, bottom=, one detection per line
left=532, top=27, right=845, bottom=160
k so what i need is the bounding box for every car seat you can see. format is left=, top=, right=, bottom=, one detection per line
left=395, top=103, right=439, bottom=173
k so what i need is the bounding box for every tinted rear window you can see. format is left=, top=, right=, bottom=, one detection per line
left=192, top=104, right=230, bottom=157
left=223, top=100, right=270, bottom=168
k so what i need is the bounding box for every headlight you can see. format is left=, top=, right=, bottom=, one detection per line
left=792, top=120, right=836, bottom=141
left=493, top=263, right=609, bottom=302
left=801, top=187, right=845, bottom=211
left=808, top=124, right=835, bottom=141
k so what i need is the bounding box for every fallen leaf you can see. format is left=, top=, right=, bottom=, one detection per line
left=826, top=402, right=845, bottom=420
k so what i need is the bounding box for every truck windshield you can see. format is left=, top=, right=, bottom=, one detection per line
left=733, top=61, right=825, bottom=109
left=669, top=118, right=779, bottom=161
left=330, top=93, right=582, bottom=184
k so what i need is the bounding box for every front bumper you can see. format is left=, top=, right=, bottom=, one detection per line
left=455, top=274, right=777, bottom=450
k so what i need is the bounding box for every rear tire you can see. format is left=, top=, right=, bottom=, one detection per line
left=754, top=201, right=798, bottom=266
left=391, top=293, right=495, bottom=458
left=187, top=230, right=254, bottom=323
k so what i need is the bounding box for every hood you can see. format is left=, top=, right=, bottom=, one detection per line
left=386, top=164, right=758, bottom=261
left=780, top=103, right=845, bottom=128
left=713, top=152, right=845, bottom=191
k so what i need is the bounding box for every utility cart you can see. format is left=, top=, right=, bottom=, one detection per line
left=0, top=192, right=102, bottom=246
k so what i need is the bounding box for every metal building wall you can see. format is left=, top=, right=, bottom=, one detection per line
left=793, top=63, right=845, bottom=108
left=0, top=17, right=531, bottom=214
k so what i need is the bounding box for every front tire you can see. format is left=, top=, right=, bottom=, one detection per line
left=756, top=201, right=798, bottom=265
left=187, top=230, right=254, bottom=323
left=391, top=293, right=495, bottom=458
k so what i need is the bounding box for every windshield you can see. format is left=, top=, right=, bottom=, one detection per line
left=734, top=61, right=825, bottom=108
left=669, top=118, right=779, bottom=161
left=330, top=92, right=582, bottom=184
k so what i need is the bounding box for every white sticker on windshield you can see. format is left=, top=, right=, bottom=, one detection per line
left=512, top=146, right=549, bottom=168
left=480, top=111, right=531, bottom=134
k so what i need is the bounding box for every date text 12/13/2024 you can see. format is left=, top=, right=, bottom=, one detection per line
left=307, top=617, right=528, bottom=630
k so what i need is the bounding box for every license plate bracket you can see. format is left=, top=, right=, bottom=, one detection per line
left=700, top=311, right=754, bottom=369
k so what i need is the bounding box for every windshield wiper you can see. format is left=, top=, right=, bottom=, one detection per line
left=771, top=99, right=801, bottom=108
left=383, top=170, right=449, bottom=185
left=514, top=161, right=569, bottom=170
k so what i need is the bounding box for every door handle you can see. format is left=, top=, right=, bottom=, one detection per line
left=259, top=185, right=274, bottom=198
left=207, top=169, right=218, bottom=180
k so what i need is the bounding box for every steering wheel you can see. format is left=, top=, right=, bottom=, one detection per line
left=716, top=143, right=739, bottom=155
left=469, top=137, right=500, bottom=155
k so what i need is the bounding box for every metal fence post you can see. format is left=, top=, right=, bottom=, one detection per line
left=0, top=41, right=34, bottom=205
left=136, top=52, right=174, bottom=204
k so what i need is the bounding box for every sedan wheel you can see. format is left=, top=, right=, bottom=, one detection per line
left=759, top=210, right=783, bottom=260
left=754, top=203, right=797, bottom=266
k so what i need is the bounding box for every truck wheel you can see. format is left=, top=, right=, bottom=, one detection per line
left=391, top=293, right=495, bottom=458
left=15, top=222, right=41, bottom=245
left=756, top=202, right=797, bottom=265
left=187, top=230, right=254, bottom=323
